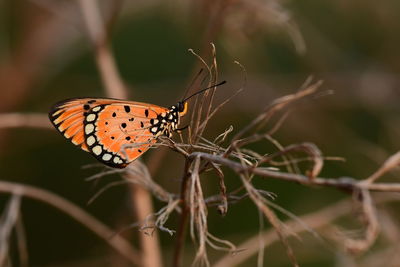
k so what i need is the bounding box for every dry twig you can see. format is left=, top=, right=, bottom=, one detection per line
left=0, top=181, right=141, bottom=266
left=77, top=0, right=162, bottom=265
left=213, top=194, right=400, bottom=267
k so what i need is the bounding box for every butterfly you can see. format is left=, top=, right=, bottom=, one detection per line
left=48, top=81, right=225, bottom=168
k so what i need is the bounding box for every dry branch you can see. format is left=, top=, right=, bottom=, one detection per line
left=77, top=0, right=162, bottom=265
left=159, top=75, right=400, bottom=266
left=0, top=113, right=51, bottom=129
left=0, top=194, right=21, bottom=266
left=1, top=31, right=399, bottom=267
left=1, top=74, right=399, bottom=267
left=213, top=194, right=400, bottom=267
left=0, top=181, right=140, bottom=265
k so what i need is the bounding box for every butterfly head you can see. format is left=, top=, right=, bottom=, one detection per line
left=176, top=101, right=188, bottom=116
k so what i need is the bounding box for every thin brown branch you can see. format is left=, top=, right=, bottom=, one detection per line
left=0, top=181, right=141, bottom=266
left=231, top=80, right=323, bottom=143
left=77, top=0, right=127, bottom=99
left=173, top=159, right=192, bottom=267
left=15, top=216, right=29, bottom=267
left=213, top=194, right=400, bottom=267
left=233, top=137, right=298, bottom=266
left=343, top=189, right=379, bottom=253
left=189, top=152, right=400, bottom=193
left=0, top=194, right=21, bottom=266
left=258, top=142, right=323, bottom=179
left=124, top=160, right=174, bottom=204
left=239, top=174, right=298, bottom=266
left=78, top=1, right=162, bottom=265
left=363, top=151, right=400, bottom=184
left=190, top=156, right=210, bottom=266
left=0, top=113, right=51, bottom=129
left=210, top=162, right=228, bottom=216
left=131, top=184, right=163, bottom=267
left=196, top=43, right=219, bottom=138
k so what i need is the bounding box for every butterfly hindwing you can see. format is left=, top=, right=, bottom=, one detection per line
left=49, top=98, right=168, bottom=168
left=84, top=102, right=168, bottom=168
left=49, top=98, right=93, bottom=152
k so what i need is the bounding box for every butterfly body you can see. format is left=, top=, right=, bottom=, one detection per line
left=49, top=98, right=187, bottom=168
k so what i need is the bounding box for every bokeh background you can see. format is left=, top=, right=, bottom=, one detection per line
left=1, top=0, right=400, bottom=266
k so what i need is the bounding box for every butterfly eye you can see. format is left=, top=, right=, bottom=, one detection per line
left=177, top=102, right=188, bottom=116
left=177, top=102, right=184, bottom=112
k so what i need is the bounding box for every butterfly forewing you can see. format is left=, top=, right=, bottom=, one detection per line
left=49, top=98, right=168, bottom=168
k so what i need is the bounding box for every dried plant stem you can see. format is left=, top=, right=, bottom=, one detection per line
left=77, top=0, right=126, bottom=99
left=188, top=152, right=400, bottom=193
left=213, top=194, right=400, bottom=267
left=15, top=216, right=28, bottom=267
left=344, top=189, right=379, bottom=253
left=0, top=113, right=51, bottom=129
left=239, top=174, right=298, bottom=267
left=131, top=185, right=162, bottom=267
left=0, top=194, right=21, bottom=266
left=231, top=80, right=322, bottom=143
left=0, top=181, right=140, bottom=265
left=363, top=151, right=400, bottom=184
left=173, top=159, right=192, bottom=267
left=78, top=0, right=162, bottom=265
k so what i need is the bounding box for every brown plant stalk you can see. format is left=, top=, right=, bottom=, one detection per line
left=77, top=0, right=162, bottom=266
left=0, top=181, right=140, bottom=265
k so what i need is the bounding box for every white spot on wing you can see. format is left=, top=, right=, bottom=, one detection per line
left=86, top=113, right=96, bottom=122
left=92, top=145, right=102, bottom=155
left=113, top=156, right=120, bottom=164
left=85, top=124, right=95, bottom=134
left=92, top=106, right=101, bottom=112
left=102, top=153, right=112, bottom=161
left=86, top=135, right=96, bottom=146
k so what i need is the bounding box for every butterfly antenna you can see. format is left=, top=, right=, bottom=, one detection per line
left=182, top=80, right=226, bottom=103
left=181, top=68, right=205, bottom=101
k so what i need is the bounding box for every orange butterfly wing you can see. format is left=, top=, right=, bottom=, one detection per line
left=49, top=98, right=168, bottom=168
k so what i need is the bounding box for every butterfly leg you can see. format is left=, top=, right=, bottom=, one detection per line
left=175, top=125, right=189, bottom=133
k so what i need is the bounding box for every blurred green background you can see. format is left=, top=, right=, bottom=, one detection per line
left=1, top=0, right=400, bottom=266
